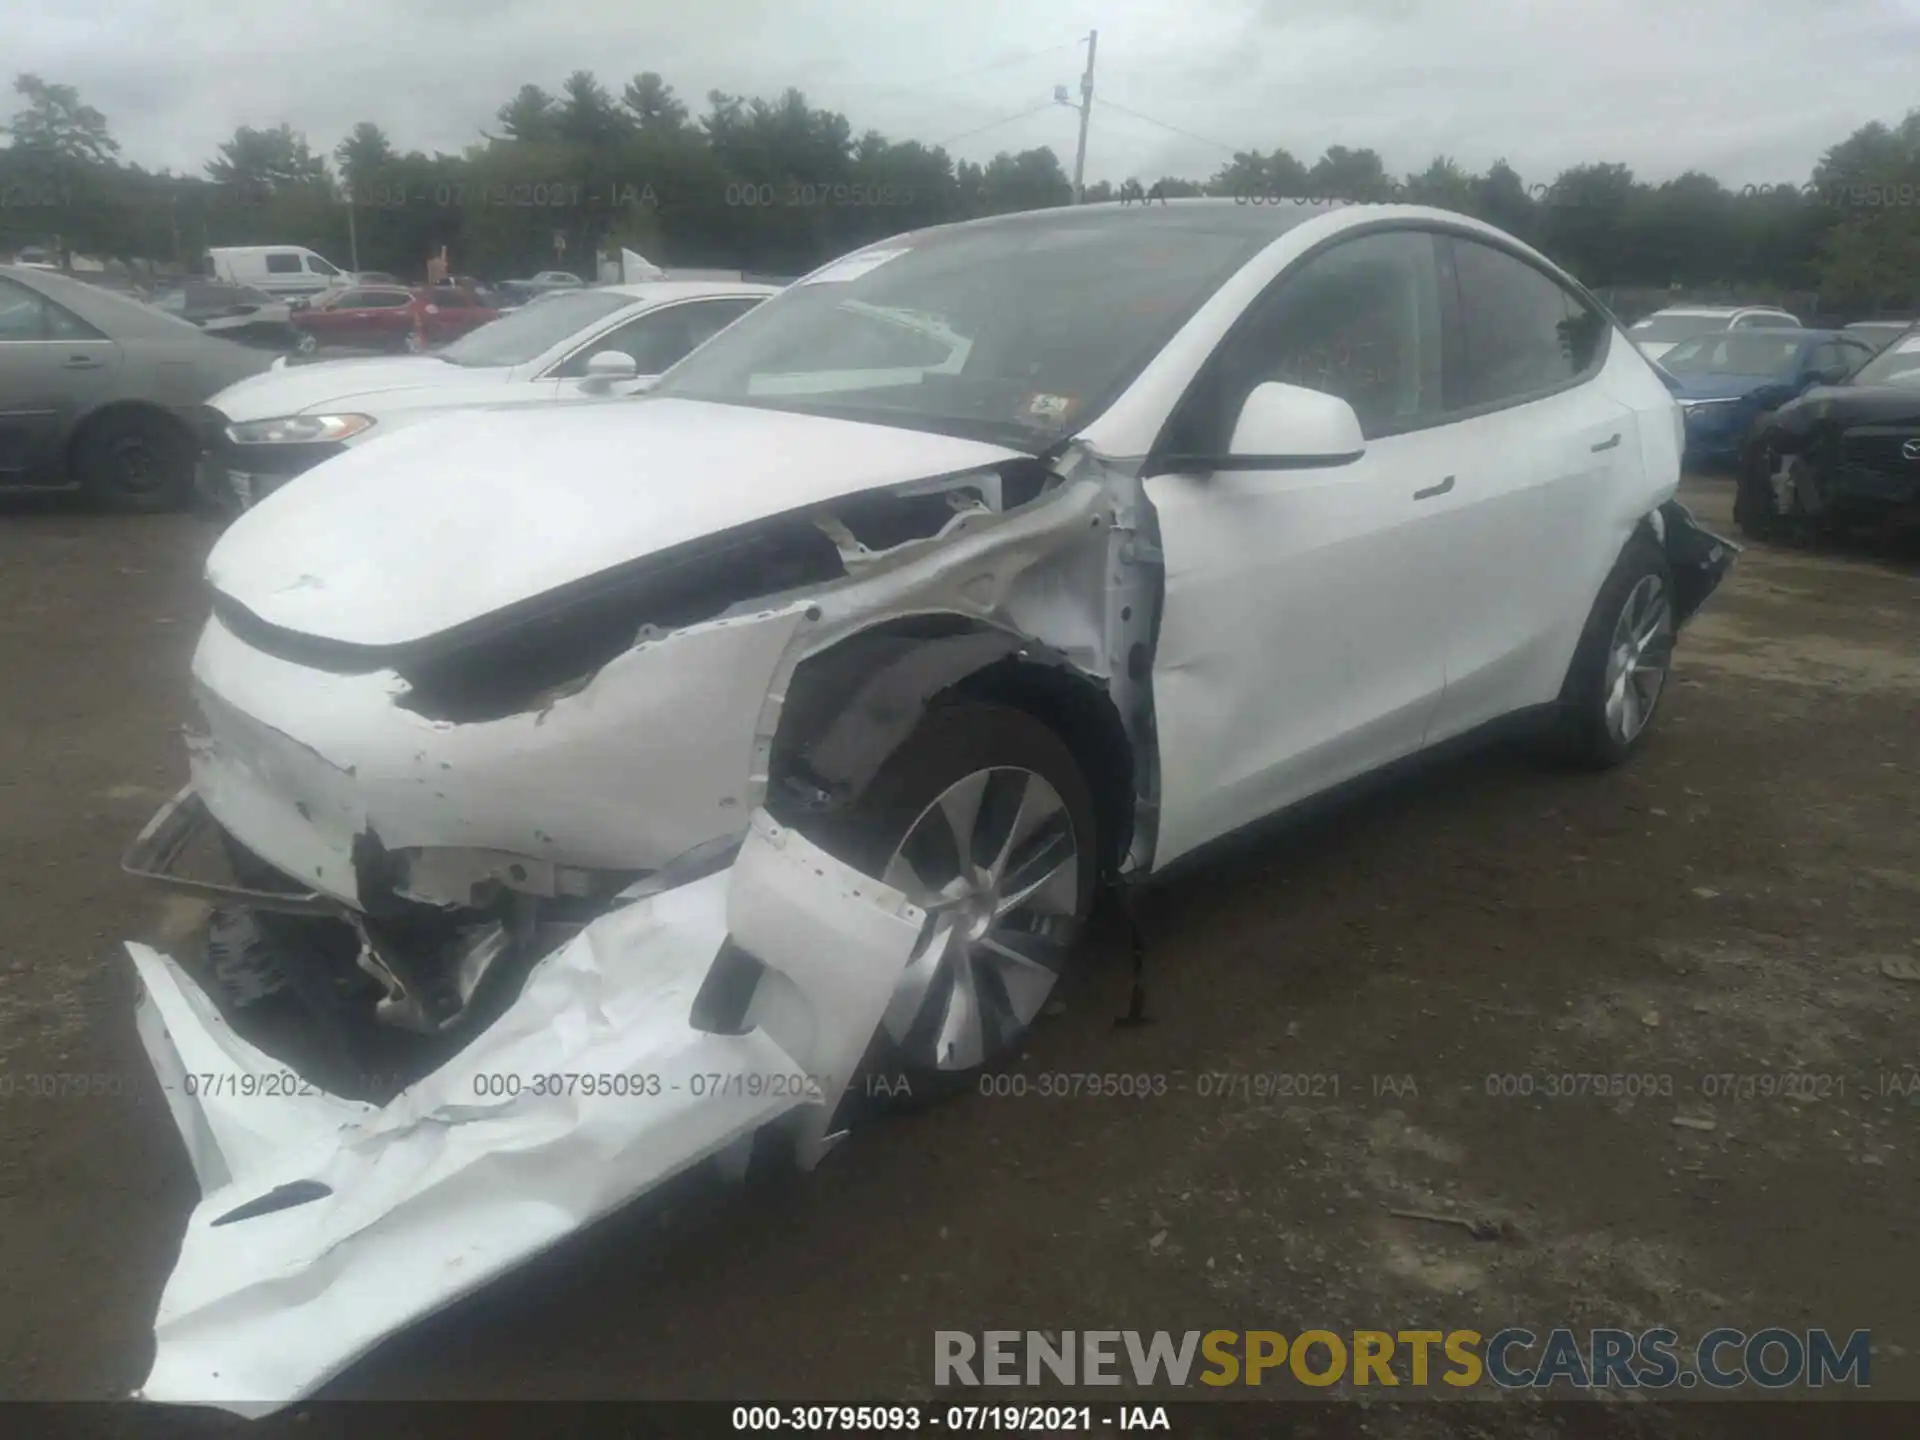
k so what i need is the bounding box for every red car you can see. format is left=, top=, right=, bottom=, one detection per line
left=289, top=285, right=498, bottom=355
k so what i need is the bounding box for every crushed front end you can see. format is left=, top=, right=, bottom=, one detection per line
left=126, top=810, right=927, bottom=1414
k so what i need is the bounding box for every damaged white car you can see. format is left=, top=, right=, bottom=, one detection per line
left=123, top=199, right=1735, bottom=1412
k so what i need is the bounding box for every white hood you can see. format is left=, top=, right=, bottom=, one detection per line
left=206, top=398, right=1027, bottom=647
left=209, top=356, right=514, bottom=423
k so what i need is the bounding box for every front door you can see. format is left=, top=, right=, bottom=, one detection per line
left=1145, top=227, right=1466, bottom=867
left=0, top=276, right=120, bottom=483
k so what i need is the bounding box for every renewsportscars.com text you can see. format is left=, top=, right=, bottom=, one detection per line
left=934, top=1328, right=1872, bottom=1390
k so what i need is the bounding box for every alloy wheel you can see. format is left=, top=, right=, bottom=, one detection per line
left=878, top=767, right=1082, bottom=1072
left=1602, top=573, right=1673, bottom=746
left=111, top=437, right=163, bottom=496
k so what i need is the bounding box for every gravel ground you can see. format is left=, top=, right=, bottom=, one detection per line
left=0, top=476, right=1915, bottom=1430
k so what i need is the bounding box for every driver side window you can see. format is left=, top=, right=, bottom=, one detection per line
left=1162, top=229, right=1445, bottom=453
left=554, top=300, right=759, bottom=378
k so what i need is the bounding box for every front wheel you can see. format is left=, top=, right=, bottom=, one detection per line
left=838, top=702, right=1098, bottom=1106
left=1734, top=436, right=1786, bottom=541
left=73, top=410, right=195, bottom=513
left=1544, top=534, right=1677, bottom=770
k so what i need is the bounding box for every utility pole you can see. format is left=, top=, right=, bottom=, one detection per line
left=1071, top=30, right=1098, bottom=203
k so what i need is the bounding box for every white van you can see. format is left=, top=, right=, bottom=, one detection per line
left=205, top=246, right=352, bottom=300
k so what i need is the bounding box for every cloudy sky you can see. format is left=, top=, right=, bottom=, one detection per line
left=11, top=0, right=1920, bottom=188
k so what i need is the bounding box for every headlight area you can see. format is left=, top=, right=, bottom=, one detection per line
left=209, top=413, right=376, bottom=510
left=226, top=413, right=376, bottom=446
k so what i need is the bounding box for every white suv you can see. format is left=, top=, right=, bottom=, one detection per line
left=125, top=201, right=1737, bottom=1413
left=1628, top=304, right=1801, bottom=361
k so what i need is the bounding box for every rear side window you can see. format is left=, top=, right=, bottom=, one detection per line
left=1448, top=237, right=1607, bottom=409
left=264, top=253, right=302, bottom=274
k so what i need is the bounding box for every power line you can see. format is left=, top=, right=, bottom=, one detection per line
left=825, top=41, right=1085, bottom=107
left=1093, top=97, right=1240, bottom=155
left=934, top=101, right=1062, bottom=149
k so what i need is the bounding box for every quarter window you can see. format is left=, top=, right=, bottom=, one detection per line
left=1448, top=237, right=1606, bottom=409
left=264, top=253, right=302, bottom=274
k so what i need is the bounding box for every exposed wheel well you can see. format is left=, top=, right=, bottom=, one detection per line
left=767, top=617, right=1138, bottom=879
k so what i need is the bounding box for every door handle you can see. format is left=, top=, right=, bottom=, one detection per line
left=61, top=356, right=103, bottom=370
left=1413, top=475, right=1454, bottom=501
left=1590, top=432, right=1621, bottom=452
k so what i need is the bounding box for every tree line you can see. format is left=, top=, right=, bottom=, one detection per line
left=1, top=70, right=1917, bottom=307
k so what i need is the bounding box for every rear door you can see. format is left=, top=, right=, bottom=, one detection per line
left=0, top=275, right=121, bottom=483
left=1421, top=233, right=1638, bottom=742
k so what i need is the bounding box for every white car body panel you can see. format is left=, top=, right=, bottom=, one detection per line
left=122, top=201, right=1727, bottom=1411
left=210, top=399, right=1025, bottom=646
left=130, top=810, right=924, bottom=1415
left=1146, top=424, right=1458, bottom=866
left=189, top=600, right=812, bottom=902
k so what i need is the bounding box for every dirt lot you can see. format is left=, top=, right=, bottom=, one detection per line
left=1, top=478, right=1916, bottom=1423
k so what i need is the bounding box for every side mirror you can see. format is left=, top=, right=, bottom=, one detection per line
left=577, top=349, right=640, bottom=393
left=1228, top=381, right=1366, bottom=464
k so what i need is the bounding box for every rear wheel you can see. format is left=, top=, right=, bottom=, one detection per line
left=1544, top=534, right=1676, bottom=770
left=836, top=703, right=1097, bottom=1107
left=293, top=328, right=319, bottom=355
left=73, top=410, right=195, bottom=513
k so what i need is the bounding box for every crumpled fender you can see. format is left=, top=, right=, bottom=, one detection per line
left=1653, top=499, right=1738, bottom=627
left=128, top=810, right=925, bottom=1415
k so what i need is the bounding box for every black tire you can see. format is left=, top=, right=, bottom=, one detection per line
left=73, top=409, right=195, bottom=513
left=832, top=702, right=1099, bottom=1112
left=1544, top=532, right=1677, bottom=770
left=1734, top=435, right=1785, bottom=541
left=293, top=329, right=319, bottom=355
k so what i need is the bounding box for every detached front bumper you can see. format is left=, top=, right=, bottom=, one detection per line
left=127, top=809, right=926, bottom=1415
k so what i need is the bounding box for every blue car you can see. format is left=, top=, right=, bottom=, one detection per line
left=1658, top=328, right=1878, bottom=469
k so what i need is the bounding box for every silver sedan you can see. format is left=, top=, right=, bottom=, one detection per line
left=0, top=264, right=270, bottom=510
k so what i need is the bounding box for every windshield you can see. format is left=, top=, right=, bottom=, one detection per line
left=1659, top=333, right=1804, bottom=377
left=436, top=289, right=633, bottom=366
left=1847, top=334, right=1920, bottom=386
left=653, top=220, right=1270, bottom=446
left=1629, top=313, right=1731, bottom=343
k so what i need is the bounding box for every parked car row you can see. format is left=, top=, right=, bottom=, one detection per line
left=1736, top=325, right=1920, bottom=541
left=1630, top=303, right=1920, bottom=507
left=286, top=283, right=500, bottom=355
